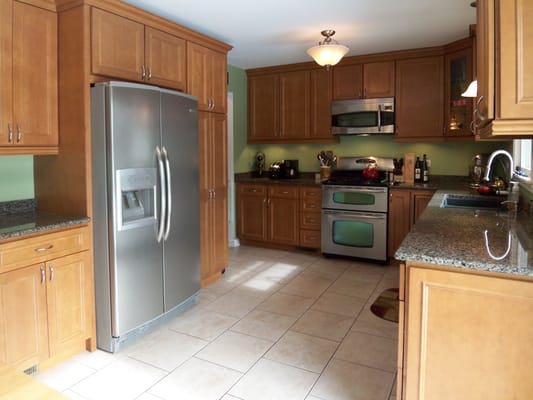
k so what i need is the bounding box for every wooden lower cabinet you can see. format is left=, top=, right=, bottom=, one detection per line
left=398, top=263, right=533, bottom=399
left=299, top=186, right=321, bottom=249
left=0, top=227, right=94, bottom=372
left=237, top=183, right=300, bottom=247
left=388, top=189, right=434, bottom=257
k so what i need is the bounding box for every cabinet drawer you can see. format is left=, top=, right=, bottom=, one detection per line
left=300, top=212, right=321, bottom=230
left=299, top=229, right=321, bottom=249
left=0, top=227, right=90, bottom=272
left=300, top=186, right=322, bottom=200
left=301, top=198, right=321, bottom=211
left=238, top=184, right=267, bottom=196
left=268, top=185, right=298, bottom=199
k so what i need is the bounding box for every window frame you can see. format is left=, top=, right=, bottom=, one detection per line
left=513, top=139, right=532, bottom=187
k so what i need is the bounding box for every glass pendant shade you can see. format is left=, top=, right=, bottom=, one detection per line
left=307, top=43, right=349, bottom=67
left=461, top=80, right=478, bottom=97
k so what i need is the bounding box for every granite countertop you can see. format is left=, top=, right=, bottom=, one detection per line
left=0, top=200, right=90, bottom=241
left=235, top=172, right=322, bottom=186
left=395, top=190, right=533, bottom=278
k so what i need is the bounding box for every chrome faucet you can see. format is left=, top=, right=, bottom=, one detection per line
left=483, top=149, right=515, bottom=190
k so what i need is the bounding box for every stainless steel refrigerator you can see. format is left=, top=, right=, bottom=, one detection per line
left=91, top=81, right=200, bottom=352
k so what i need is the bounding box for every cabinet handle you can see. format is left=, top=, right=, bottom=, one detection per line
left=35, top=244, right=53, bottom=252
left=250, top=189, right=257, bottom=193
left=281, top=191, right=289, bottom=194
left=40, top=267, right=45, bottom=285
left=308, top=218, right=317, bottom=223
left=16, top=124, right=21, bottom=143
left=308, top=204, right=316, bottom=208
left=475, top=96, right=486, bottom=123
left=358, top=90, right=362, bottom=99
left=364, top=88, right=367, bottom=98
left=7, top=123, right=13, bottom=143
left=148, top=67, right=152, bottom=80
left=263, top=198, right=267, bottom=206
left=49, top=264, right=54, bottom=281
left=307, top=192, right=317, bottom=196
left=141, top=65, right=146, bottom=79
left=212, top=189, right=216, bottom=199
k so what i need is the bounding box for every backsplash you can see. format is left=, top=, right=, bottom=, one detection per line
left=0, top=155, right=34, bottom=202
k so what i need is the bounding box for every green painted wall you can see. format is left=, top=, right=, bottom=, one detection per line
left=0, top=156, right=34, bottom=201
left=227, top=65, right=510, bottom=176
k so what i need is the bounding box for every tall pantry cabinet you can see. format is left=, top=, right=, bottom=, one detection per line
left=188, top=44, right=229, bottom=286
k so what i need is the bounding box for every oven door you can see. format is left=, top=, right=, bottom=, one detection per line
left=321, top=209, right=387, bottom=261
left=322, top=185, right=388, bottom=213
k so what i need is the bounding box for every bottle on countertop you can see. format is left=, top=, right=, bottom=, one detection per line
left=422, top=154, right=429, bottom=183
left=414, top=156, right=422, bottom=183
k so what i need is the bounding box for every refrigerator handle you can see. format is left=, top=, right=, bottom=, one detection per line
left=156, top=146, right=166, bottom=242
left=162, top=146, right=172, bottom=241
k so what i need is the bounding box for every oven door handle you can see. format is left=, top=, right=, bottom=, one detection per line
left=324, top=186, right=388, bottom=193
left=323, top=210, right=387, bottom=219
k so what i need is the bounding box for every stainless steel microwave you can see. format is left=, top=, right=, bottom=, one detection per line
left=331, top=97, right=394, bottom=135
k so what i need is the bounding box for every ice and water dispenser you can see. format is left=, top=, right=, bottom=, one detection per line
left=115, top=168, right=157, bottom=231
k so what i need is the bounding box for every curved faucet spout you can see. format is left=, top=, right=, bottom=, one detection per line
left=483, top=149, right=514, bottom=186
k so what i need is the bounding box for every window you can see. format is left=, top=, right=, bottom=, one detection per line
left=513, top=139, right=532, bottom=182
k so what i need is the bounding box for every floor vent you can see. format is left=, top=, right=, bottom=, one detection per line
left=23, top=364, right=39, bottom=376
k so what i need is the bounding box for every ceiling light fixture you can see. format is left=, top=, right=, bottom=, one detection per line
left=307, top=30, right=349, bottom=69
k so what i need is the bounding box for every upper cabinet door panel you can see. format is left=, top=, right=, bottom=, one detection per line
left=498, top=0, right=533, bottom=119
left=12, top=1, right=58, bottom=147
left=476, top=0, right=495, bottom=125
left=247, top=74, right=280, bottom=141
left=0, top=1, right=13, bottom=147
left=145, top=27, right=186, bottom=91
left=279, top=70, right=310, bottom=138
left=91, top=8, right=144, bottom=82
left=363, top=61, right=395, bottom=98
left=333, top=64, right=363, bottom=99
left=210, top=50, right=227, bottom=113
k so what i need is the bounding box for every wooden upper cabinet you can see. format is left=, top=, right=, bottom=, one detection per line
left=0, top=0, right=58, bottom=153
left=280, top=70, right=310, bottom=139
left=91, top=8, right=145, bottom=82
left=332, top=64, right=363, bottom=99
left=145, top=27, right=186, bottom=91
left=476, top=0, right=533, bottom=137
left=333, top=61, right=394, bottom=99
left=310, top=68, right=333, bottom=139
left=395, top=56, right=444, bottom=140
left=91, top=8, right=187, bottom=91
left=444, top=45, right=473, bottom=138
left=248, top=74, right=280, bottom=141
left=187, top=42, right=227, bottom=113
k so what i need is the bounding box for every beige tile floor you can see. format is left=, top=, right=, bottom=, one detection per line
left=37, top=245, right=400, bottom=400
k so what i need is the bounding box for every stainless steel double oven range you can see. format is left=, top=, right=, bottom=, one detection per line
left=321, top=156, right=394, bottom=263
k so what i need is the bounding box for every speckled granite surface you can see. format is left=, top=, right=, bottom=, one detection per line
left=235, top=172, right=321, bottom=186
left=395, top=190, right=533, bottom=278
left=0, top=200, right=89, bottom=241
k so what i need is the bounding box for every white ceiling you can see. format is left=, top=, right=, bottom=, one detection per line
left=123, top=0, right=476, bottom=70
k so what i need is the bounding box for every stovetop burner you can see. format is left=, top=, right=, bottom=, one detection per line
left=324, top=156, right=394, bottom=187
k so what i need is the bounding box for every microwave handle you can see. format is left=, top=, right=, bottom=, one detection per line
left=377, top=104, right=382, bottom=132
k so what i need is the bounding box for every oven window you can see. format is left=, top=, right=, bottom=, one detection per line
left=332, top=220, right=373, bottom=247
left=332, top=192, right=376, bottom=206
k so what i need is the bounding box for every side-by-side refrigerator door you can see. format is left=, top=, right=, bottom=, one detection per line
left=107, top=84, right=164, bottom=338
left=160, top=90, right=201, bottom=311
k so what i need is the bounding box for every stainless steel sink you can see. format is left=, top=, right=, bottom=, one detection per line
left=441, top=194, right=505, bottom=210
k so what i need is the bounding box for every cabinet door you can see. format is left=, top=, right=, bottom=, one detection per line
left=145, top=27, right=186, bottom=91
left=237, top=184, right=268, bottom=242
left=91, top=8, right=145, bottom=82
left=199, top=112, right=228, bottom=282
left=268, top=185, right=299, bottom=245
left=46, top=252, right=91, bottom=358
left=11, top=1, right=58, bottom=147
left=310, top=68, right=334, bottom=140
left=364, top=61, right=395, bottom=98
left=247, top=74, right=280, bottom=141
left=388, top=189, right=411, bottom=258
left=404, top=266, right=533, bottom=400
left=411, top=191, right=433, bottom=225
left=396, top=56, right=444, bottom=139
left=0, top=264, right=48, bottom=371
left=332, top=64, right=363, bottom=99
left=279, top=70, right=310, bottom=139
left=187, top=43, right=227, bottom=113
left=498, top=0, right=533, bottom=120
left=475, top=0, right=495, bottom=126
left=0, top=0, right=13, bottom=147
left=444, top=47, right=473, bottom=137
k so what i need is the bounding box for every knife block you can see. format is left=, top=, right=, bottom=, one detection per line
left=403, top=153, right=416, bottom=184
